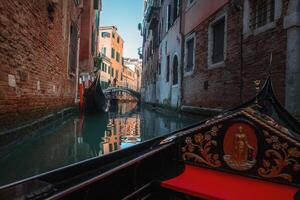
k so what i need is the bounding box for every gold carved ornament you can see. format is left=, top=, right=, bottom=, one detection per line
left=258, top=130, right=300, bottom=182
left=182, top=125, right=222, bottom=168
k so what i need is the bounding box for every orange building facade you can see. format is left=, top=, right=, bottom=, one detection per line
left=98, top=26, right=124, bottom=87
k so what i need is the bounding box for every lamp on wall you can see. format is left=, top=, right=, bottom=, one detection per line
left=47, top=0, right=58, bottom=23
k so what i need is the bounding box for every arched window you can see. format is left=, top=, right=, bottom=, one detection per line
left=172, top=55, right=178, bottom=85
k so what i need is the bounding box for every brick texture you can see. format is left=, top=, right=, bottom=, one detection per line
left=182, top=1, right=288, bottom=109
left=0, top=0, right=82, bottom=131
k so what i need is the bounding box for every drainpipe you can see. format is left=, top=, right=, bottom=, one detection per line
left=179, top=0, right=184, bottom=109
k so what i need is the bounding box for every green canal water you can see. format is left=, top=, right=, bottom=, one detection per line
left=0, top=102, right=205, bottom=187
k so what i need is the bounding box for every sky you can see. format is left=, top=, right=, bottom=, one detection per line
left=100, top=0, right=144, bottom=59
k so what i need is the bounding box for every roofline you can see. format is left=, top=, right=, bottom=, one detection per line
left=99, top=26, right=124, bottom=42
left=100, top=26, right=118, bottom=31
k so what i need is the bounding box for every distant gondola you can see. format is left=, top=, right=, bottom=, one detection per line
left=83, top=72, right=108, bottom=114
left=0, top=78, right=300, bottom=200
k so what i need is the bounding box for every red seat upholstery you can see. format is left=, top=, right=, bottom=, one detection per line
left=161, top=165, right=299, bottom=200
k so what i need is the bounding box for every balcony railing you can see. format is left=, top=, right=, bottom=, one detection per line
left=145, top=0, right=159, bottom=23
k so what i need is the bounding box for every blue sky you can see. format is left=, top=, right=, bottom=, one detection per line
left=100, top=0, right=144, bottom=59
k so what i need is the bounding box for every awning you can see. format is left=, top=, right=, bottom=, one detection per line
left=161, top=165, right=299, bottom=200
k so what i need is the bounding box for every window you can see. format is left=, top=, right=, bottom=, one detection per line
left=112, top=33, right=115, bottom=38
left=111, top=68, right=114, bottom=77
left=111, top=48, right=115, bottom=59
left=250, top=0, right=275, bottom=30
left=117, top=36, right=120, bottom=43
left=116, top=52, right=120, bottom=63
left=172, top=56, right=178, bottom=85
left=116, top=70, right=119, bottom=79
left=74, top=0, right=81, bottom=6
left=68, top=24, right=78, bottom=75
left=101, top=47, right=106, bottom=56
left=160, top=18, right=164, bottom=39
left=92, top=28, right=95, bottom=54
left=212, top=17, right=225, bottom=64
left=173, top=0, right=179, bottom=20
left=103, top=64, right=107, bottom=72
left=187, top=0, right=194, bottom=8
left=101, top=32, right=110, bottom=38
left=185, top=36, right=194, bottom=72
left=166, top=4, right=172, bottom=31
left=101, top=63, right=104, bottom=71
left=150, top=41, right=153, bottom=56
left=166, top=55, right=170, bottom=82
left=158, top=62, right=161, bottom=75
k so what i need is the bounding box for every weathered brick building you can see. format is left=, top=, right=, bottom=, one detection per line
left=0, top=0, right=102, bottom=131
left=79, top=0, right=102, bottom=76
left=142, top=0, right=300, bottom=118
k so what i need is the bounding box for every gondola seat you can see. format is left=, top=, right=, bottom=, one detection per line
left=161, top=164, right=299, bottom=200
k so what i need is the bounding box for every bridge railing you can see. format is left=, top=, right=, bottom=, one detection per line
left=103, top=86, right=141, bottom=100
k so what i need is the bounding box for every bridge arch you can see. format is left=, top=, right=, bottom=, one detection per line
left=103, top=87, right=141, bottom=101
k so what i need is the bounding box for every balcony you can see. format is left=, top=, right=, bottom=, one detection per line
left=145, top=0, right=159, bottom=28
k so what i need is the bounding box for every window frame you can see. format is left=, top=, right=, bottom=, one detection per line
left=243, top=0, right=282, bottom=35
left=207, top=12, right=227, bottom=69
left=172, top=54, right=179, bottom=86
left=186, top=0, right=196, bottom=10
left=166, top=55, right=170, bottom=82
left=111, top=48, right=115, bottom=59
left=166, top=4, right=172, bottom=32
left=184, top=33, right=196, bottom=76
left=252, top=0, right=276, bottom=30
left=116, top=52, right=120, bottom=63
left=173, top=0, right=179, bottom=22
left=101, top=47, right=106, bottom=56
left=101, top=32, right=110, bottom=38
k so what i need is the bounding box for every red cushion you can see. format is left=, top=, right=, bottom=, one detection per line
left=161, top=165, right=299, bottom=200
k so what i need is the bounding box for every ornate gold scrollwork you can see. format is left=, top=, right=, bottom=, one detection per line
left=258, top=130, right=300, bottom=182
left=182, top=125, right=222, bottom=168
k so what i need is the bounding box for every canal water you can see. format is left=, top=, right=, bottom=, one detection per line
left=0, top=102, right=205, bottom=187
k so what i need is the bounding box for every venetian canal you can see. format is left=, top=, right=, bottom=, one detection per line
left=0, top=102, right=205, bottom=187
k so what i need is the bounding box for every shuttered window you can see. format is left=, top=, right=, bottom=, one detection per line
left=250, top=0, right=275, bottom=29
left=212, top=17, right=225, bottom=64
left=111, top=48, right=115, bottom=59
left=172, top=56, right=178, bottom=85
left=116, top=52, right=120, bottom=63
left=68, top=24, right=78, bottom=75
left=173, top=0, right=179, bottom=20
left=186, top=37, right=194, bottom=72
left=166, top=55, right=170, bottom=82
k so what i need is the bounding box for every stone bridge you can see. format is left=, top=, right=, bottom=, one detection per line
left=103, top=87, right=141, bottom=101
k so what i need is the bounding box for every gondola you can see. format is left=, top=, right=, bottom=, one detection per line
left=84, top=72, right=108, bottom=114
left=0, top=78, right=300, bottom=200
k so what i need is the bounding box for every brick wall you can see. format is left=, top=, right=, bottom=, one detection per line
left=79, top=0, right=95, bottom=75
left=182, top=1, right=288, bottom=109
left=0, top=0, right=82, bottom=131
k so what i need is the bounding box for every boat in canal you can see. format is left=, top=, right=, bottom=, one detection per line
left=0, top=78, right=300, bottom=200
left=84, top=72, right=108, bottom=114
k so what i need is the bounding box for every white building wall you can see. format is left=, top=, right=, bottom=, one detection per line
left=158, top=19, right=181, bottom=108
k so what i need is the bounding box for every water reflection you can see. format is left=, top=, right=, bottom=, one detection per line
left=0, top=102, right=204, bottom=186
